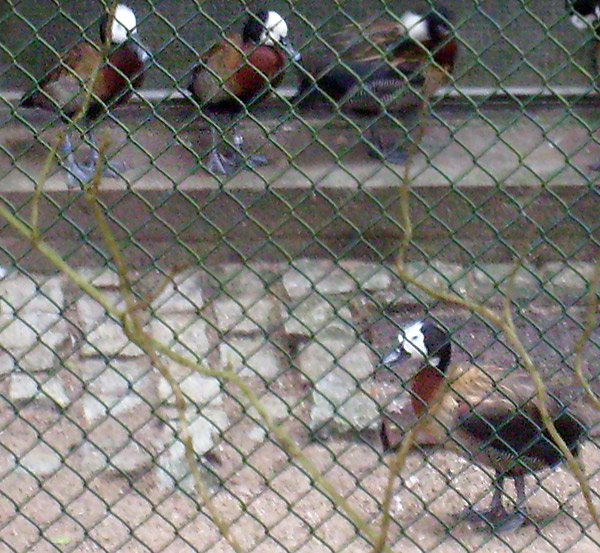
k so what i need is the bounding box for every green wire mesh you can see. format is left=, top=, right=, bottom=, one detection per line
left=0, top=1, right=599, bottom=552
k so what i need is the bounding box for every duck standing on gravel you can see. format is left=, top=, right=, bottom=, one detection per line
left=294, top=6, right=457, bottom=163
left=20, top=4, right=149, bottom=187
left=380, top=318, right=586, bottom=532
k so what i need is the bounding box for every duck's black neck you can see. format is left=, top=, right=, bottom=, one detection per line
left=435, top=342, right=452, bottom=374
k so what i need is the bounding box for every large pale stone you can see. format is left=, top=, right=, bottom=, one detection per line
left=399, top=262, right=468, bottom=303
left=339, top=261, right=394, bottom=291
left=80, top=358, right=154, bottom=423
left=0, top=313, right=67, bottom=350
left=158, top=373, right=221, bottom=406
left=150, top=315, right=211, bottom=361
left=89, top=367, right=131, bottom=397
left=219, top=336, right=283, bottom=380
left=17, top=344, right=57, bottom=372
left=77, top=295, right=143, bottom=357
left=80, top=319, right=144, bottom=358
left=76, top=293, right=126, bottom=321
left=152, top=269, right=205, bottom=314
left=20, top=444, right=62, bottom=477
left=297, top=328, right=375, bottom=381
left=543, top=262, right=594, bottom=296
left=41, top=376, right=70, bottom=408
left=213, top=296, right=281, bottom=334
left=0, top=275, right=64, bottom=315
left=248, top=394, right=290, bottom=423
left=209, top=264, right=267, bottom=299
left=83, top=392, right=145, bottom=424
left=83, top=396, right=107, bottom=424
left=155, top=415, right=221, bottom=492
left=283, top=294, right=353, bottom=336
left=311, top=371, right=379, bottom=431
left=471, top=263, right=538, bottom=301
left=77, top=268, right=121, bottom=288
left=82, top=357, right=152, bottom=386
left=0, top=352, right=14, bottom=374
left=282, top=259, right=356, bottom=299
left=9, top=372, right=39, bottom=402
left=110, top=442, right=152, bottom=474
left=0, top=276, right=37, bottom=311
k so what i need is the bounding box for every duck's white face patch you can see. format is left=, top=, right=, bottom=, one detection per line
left=399, top=320, right=427, bottom=358
left=111, top=4, right=138, bottom=43
left=570, top=12, right=596, bottom=29
left=400, top=12, right=430, bottom=42
left=397, top=321, right=441, bottom=368
left=261, top=11, right=288, bottom=46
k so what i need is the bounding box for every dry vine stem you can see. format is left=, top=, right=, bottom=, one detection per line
left=0, top=195, right=395, bottom=553
left=1, top=96, right=399, bottom=553
left=375, top=55, right=455, bottom=553
left=84, top=176, right=246, bottom=552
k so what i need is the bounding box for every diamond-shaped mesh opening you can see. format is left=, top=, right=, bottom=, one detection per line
left=1, top=1, right=600, bottom=552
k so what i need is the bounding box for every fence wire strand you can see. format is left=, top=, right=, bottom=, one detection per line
left=0, top=1, right=600, bottom=553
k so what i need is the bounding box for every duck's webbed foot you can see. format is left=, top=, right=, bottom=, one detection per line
left=461, top=474, right=528, bottom=533
left=366, top=131, right=409, bottom=164
left=60, top=135, right=94, bottom=188
left=87, top=133, right=127, bottom=179
left=463, top=504, right=527, bottom=532
left=61, top=133, right=126, bottom=187
left=230, top=134, right=269, bottom=169
left=205, top=149, right=239, bottom=175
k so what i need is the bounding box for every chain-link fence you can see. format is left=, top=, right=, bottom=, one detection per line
left=1, top=1, right=600, bottom=552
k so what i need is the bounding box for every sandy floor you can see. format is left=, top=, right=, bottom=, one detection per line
left=1, top=97, right=600, bottom=552
left=2, top=304, right=600, bottom=553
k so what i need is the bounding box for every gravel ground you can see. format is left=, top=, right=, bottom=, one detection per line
left=2, top=304, right=600, bottom=553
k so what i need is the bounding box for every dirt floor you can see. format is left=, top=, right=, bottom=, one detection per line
left=1, top=303, right=600, bottom=553
left=1, top=96, right=600, bottom=551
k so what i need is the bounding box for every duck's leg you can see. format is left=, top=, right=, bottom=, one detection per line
left=365, top=127, right=409, bottom=165
left=205, top=126, right=238, bottom=175
left=60, top=132, right=94, bottom=188
left=464, top=473, right=510, bottom=524
left=86, top=131, right=127, bottom=179
left=230, top=130, right=269, bottom=169
left=495, top=475, right=528, bottom=532
left=464, top=473, right=527, bottom=532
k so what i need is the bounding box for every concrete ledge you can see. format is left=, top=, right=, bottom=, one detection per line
left=0, top=99, right=598, bottom=269
left=3, top=85, right=600, bottom=105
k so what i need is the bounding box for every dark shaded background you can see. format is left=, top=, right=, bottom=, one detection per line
left=0, top=0, right=596, bottom=94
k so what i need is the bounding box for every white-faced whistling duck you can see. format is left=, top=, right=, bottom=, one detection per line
left=20, top=4, right=149, bottom=187
left=567, top=0, right=600, bottom=169
left=294, top=6, right=457, bottom=164
left=188, top=11, right=301, bottom=175
left=381, top=319, right=586, bottom=532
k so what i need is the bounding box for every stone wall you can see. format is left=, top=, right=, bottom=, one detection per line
left=0, top=259, right=593, bottom=489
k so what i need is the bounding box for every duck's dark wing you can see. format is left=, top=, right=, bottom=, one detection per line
left=328, top=19, right=410, bottom=61
left=295, top=57, right=425, bottom=113
left=457, top=396, right=586, bottom=474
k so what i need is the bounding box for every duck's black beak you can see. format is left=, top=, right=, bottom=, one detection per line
left=381, top=346, right=410, bottom=367
left=280, top=37, right=302, bottom=61
left=132, top=35, right=152, bottom=63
